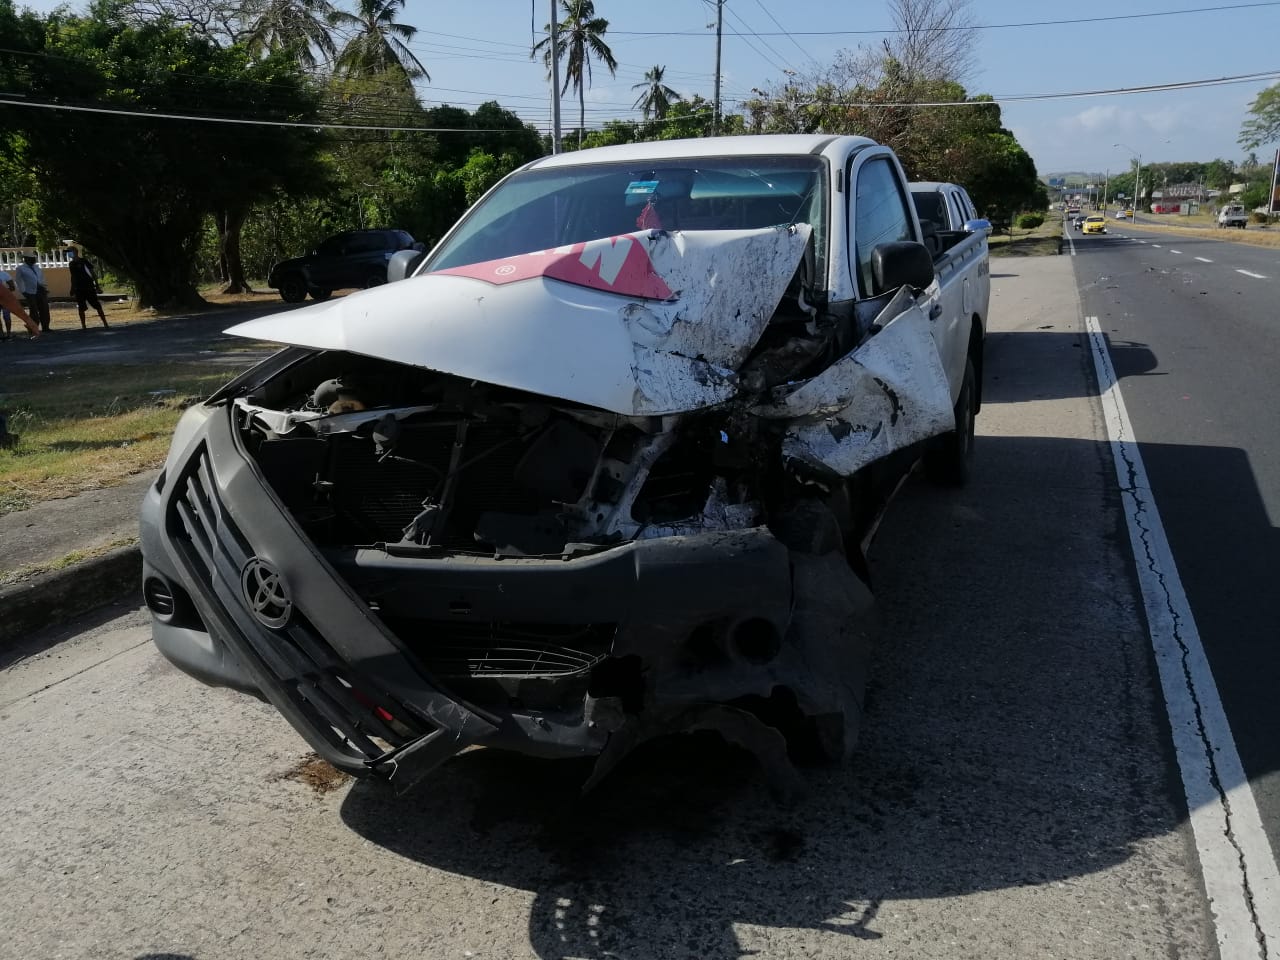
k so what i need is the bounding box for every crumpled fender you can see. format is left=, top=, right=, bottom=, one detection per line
left=755, top=290, right=955, bottom=476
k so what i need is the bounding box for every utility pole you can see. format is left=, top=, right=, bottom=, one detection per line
left=549, top=0, right=562, bottom=154
left=1103, top=169, right=1109, bottom=211
left=712, top=0, right=724, bottom=135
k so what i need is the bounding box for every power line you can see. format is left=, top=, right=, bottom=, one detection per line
left=714, top=1, right=796, bottom=75
left=9, top=69, right=1275, bottom=136
left=749, top=0, right=816, bottom=67
left=608, top=2, right=1280, bottom=36
left=730, top=69, right=1280, bottom=108
left=0, top=97, right=546, bottom=133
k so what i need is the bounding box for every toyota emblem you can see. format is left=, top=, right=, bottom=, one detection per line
left=241, top=558, right=292, bottom=629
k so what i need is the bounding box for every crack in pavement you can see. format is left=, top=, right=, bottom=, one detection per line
left=1087, top=313, right=1275, bottom=959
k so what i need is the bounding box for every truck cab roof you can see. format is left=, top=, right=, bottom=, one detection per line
left=525, top=134, right=881, bottom=169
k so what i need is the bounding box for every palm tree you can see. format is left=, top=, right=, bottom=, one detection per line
left=242, top=0, right=337, bottom=71
left=329, top=0, right=428, bottom=90
left=632, top=64, right=681, bottom=120
left=533, top=0, right=618, bottom=147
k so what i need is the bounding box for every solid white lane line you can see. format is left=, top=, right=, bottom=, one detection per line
left=1086, top=316, right=1280, bottom=960
left=1064, top=225, right=1076, bottom=256
left=1237, top=269, right=1267, bottom=279
left=1195, top=256, right=1213, bottom=263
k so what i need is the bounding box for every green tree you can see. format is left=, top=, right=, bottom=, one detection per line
left=0, top=0, right=324, bottom=307
left=533, top=0, right=617, bottom=148
left=330, top=0, right=427, bottom=94
left=242, top=0, right=337, bottom=70
left=1239, top=81, right=1280, bottom=151
left=632, top=65, right=681, bottom=120
left=956, top=131, right=1041, bottom=225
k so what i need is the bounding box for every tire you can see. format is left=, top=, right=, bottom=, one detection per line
left=278, top=275, right=307, bottom=304
left=364, top=272, right=387, bottom=289
left=308, top=287, right=333, bottom=302
left=924, top=355, right=976, bottom=487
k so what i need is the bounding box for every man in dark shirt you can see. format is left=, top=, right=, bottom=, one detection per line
left=66, top=248, right=108, bottom=329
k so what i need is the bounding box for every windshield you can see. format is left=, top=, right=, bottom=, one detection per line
left=425, top=155, right=827, bottom=282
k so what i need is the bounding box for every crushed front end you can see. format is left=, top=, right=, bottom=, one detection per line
left=142, top=354, right=875, bottom=793
left=141, top=226, right=950, bottom=793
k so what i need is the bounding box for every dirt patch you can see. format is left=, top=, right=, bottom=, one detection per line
left=277, top=753, right=353, bottom=795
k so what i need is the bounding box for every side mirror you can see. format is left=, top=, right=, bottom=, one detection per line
left=871, top=240, right=934, bottom=295
left=963, top=218, right=993, bottom=237
left=387, top=249, right=422, bottom=283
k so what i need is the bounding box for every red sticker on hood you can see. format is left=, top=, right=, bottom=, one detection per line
left=434, top=234, right=675, bottom=301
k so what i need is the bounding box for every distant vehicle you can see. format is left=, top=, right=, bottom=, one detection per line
left=1114, top=210, right=1130, bottom=220
left=268, top=229, right=418, bottom=303
left=1083, top=216, right=1107, bottom=235
left=1073, top=215, right=1086, bottom=230
left=1217, top=204, right=1248, bottom=229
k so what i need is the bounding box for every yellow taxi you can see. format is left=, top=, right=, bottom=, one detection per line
left=1082, top=215, right=1107, bottom=235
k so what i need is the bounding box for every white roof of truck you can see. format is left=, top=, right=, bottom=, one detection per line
left=526, top=134, right=879, bottom=169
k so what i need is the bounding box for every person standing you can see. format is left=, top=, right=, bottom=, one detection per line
left=14, top=253, right=51, bottom=332
left=0, top=272, right=39, bottom=338
left=66, top=248, right=108, bottom=329
left=0, top=267, right=12, bottom=338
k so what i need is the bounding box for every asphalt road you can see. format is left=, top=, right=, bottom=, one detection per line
left=1069, top=221, right=1280, bottom=867
left=0, top=258, right=1227, bottom=959
left=2, top=299, right=295, bottom=369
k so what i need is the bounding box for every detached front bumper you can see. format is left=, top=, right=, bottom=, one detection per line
left=140, top=406, right=844, bottom=791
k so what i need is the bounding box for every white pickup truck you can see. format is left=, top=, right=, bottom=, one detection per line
left=1218, top=203, right=1248, bottom=229
left=908, top=180, right=992, bottom=243
left=142, top=134, right=992, bottom=795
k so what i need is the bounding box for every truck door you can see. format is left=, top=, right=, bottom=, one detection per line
left=848, top=155, right=966, bottom=399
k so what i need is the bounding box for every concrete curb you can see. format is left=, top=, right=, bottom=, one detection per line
left=0, top=543, right=141, bottom=651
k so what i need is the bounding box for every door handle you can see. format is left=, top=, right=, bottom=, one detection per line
left=929, top=302, right=942, bottom=320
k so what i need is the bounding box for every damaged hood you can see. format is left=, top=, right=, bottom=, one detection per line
left=227, top=225, right=811, bottom=417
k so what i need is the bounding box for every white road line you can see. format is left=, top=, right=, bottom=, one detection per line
left=1237, top=269, right=1267, bottom=279
left=1064, top=225, right=1076, bottom=256
left=1170, top=249, right=1183, bottom=255
left=1152, top=244, right=1162, bottom=248
left=1086, top=316, right=1280, bottom=960
left=1195, top=256, right=1213, bottom=263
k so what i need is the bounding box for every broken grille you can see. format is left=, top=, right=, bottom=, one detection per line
left=166, top=443, right=431, bottom=764
left=384, top=619, right=616, bottom=679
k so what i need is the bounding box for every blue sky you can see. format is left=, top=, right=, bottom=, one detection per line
left=17, top=0, right=1280, bottom=175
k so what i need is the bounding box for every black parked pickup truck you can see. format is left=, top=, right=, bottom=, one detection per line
left=268, top=229, right=418, bottom=303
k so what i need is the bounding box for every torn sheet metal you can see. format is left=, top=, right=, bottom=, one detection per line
left=757, top=293, right=954, bottom=476
left=225, top=226, right=810, bottom=418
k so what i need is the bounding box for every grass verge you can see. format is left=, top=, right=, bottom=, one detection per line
left=1124, top=217, right=1280, bottom=249
left=0, top=361, right=244, bottom=516
left=989, top=215, right=1063, bottom=257
left=0, top=536, right=138, bottom=585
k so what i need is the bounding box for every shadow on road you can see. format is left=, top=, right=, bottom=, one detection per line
left=338, top=425, right=1271, bottom=958
left=983, top=330, right=1160, bottom=404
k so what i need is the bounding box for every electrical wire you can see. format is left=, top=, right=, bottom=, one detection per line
left=0, top=97, right=548, bottom=132
left=608, top=1, right=1280, bottom=36
left=749, top=0, right=817, bottom=67
left=732, top=69, right=1280, bottom=107
left=6, top=65, right=1277, bottom=135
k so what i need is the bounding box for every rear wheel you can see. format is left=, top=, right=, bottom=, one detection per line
left=924, top=355, right=976, bottom=486
left=364, top=272, right=387, bottom=289
left=278, top=275, right=306, bottom=303
left=308, top=287, right=332, bottom=302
